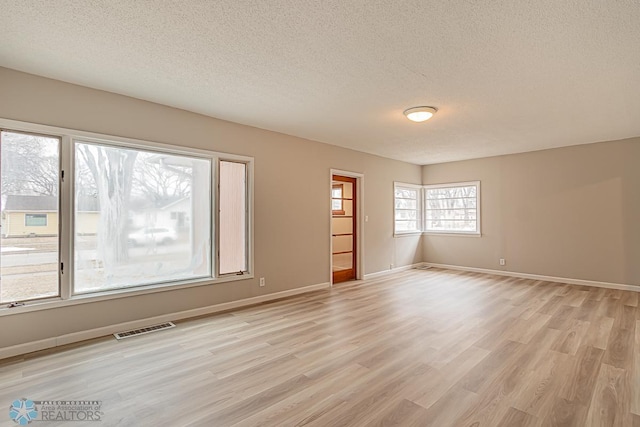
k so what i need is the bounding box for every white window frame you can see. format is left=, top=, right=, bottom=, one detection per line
left=217, top=159, right=250, bottom=277
left=0, top=118, right=254, bottom=315
left=393, top=182, right=423, bottom=236
left=423, top=181, right=481, bottom=235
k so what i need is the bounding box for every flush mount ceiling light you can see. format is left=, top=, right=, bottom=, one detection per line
left=403, top=106, right=437, bottom=122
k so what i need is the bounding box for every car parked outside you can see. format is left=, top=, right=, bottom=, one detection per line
left=127, top=227, right=177, bottom=246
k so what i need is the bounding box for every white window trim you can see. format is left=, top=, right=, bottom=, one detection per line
left=0, top=117, right=254, bottom=315
left=393, top=182, right=423, bottom=236
left=217, top=159, right=251, bottom=277
left=423, top=180, right=481, bottom=236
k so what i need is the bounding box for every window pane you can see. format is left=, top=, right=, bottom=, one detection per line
left=395, top=188, right=418, bottom=199
left=395, top=209, right=418, bottom=220
left=219, top=161, right=247, bottom=275
left=426, top=186, right=476, bottom=199
left=395, top=199, right=417, bottom=209
left=395, top=220, right=418, bottom=232
left=1, top=131, right=60, bottom=303
left=427, top=197, right=477, bottom=210
left=74, top=141, right=211, bottom=293
left=427, top=220, right=477, bottom=232
left=394, top=184, right=421, bottom=233
left=332, top=184, right=344, bottom=213
left=426, top=208, right=477, bottom=220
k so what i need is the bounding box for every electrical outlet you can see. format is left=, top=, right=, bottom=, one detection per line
left=499, top=258, right=506, bottom=266
left=259, top=277, right=265, bottom=287
left=390, top=263, right=394, bottom=270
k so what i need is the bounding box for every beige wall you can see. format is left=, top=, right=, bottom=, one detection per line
left=4, top=66, right=633, bottom=351
left=0, top=67, right=422, bottom=348
left=422, top=139, right=640, bottom=286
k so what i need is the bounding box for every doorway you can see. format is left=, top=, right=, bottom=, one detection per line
left=331, top=174, right=357, bottom=283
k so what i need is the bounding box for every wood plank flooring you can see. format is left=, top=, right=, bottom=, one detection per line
left=1, top=268, right=639, bottom=426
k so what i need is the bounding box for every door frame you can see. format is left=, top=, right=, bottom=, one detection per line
left=329, top=169, right=364, bottom=285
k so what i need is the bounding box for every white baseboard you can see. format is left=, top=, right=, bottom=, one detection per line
left=364, top=263, right=424, bottom=280
left=0, top=282, right=330, bottom=360
left=423, top=262, right=640, bottom=293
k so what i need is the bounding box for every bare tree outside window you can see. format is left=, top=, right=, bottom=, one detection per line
left=76, top=143, right=138, bottom=270
left=394, top=184, right=421, bottom=233
left=0, top=131, right=60, bottom=303
left=425, top=183, right=480, bottom=234
left=1, top=132, right=58, bottom=197
left=74, top=142, right=211, bottom=293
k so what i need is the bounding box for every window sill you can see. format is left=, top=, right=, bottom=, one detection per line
left=394, top=231, right=423, bottom=237
left=0, top=274, right=254, bottom=317
left=423, top=231, right=482, bottom=237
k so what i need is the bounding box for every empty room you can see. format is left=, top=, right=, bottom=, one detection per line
left=1, top=1, right=639, bottom=426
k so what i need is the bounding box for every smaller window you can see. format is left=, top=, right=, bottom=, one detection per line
left=425, top=181, right=480, bottom=234
left=219, top=160, right=248, bottom=275
left=394, top=183, right=422, bottom=234
left=332, top=184, right=345, bottom=215
left=25, top=213, right=48, bottom=227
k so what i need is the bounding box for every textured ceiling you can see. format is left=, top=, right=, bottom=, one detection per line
left=1, top=1, right=639, bottom=165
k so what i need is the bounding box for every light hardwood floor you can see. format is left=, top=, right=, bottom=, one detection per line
left=1, top=268, right=640, bottom=426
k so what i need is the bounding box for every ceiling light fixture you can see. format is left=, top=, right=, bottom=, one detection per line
left=403, top=106, right=437, bottom=122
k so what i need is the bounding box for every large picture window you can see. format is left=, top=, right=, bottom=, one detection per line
left=0, top=120, right=253, bottom=306
left=73, top=141, right=212, bottom=293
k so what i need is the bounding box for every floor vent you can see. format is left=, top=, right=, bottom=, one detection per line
left=415, top=265, right=432, bottom=270
left=114, top=322, right=176, bottom=340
